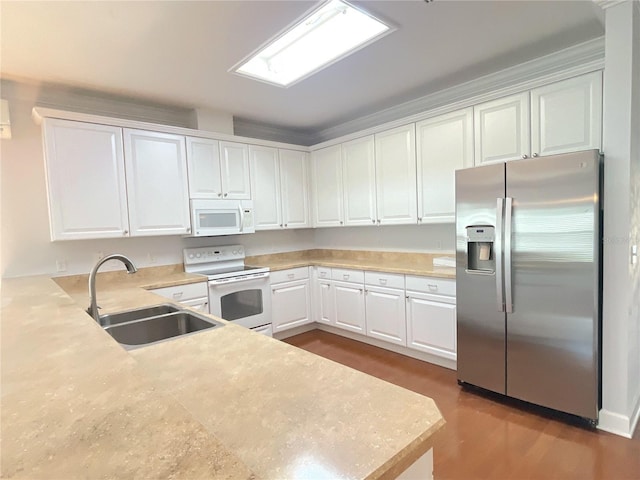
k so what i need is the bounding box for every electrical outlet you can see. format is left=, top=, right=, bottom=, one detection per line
left=147, top=253, right=157, bottom=264
left=56, top=260, right=67, bottom=273
left=437, top=240, right=443, bottom=250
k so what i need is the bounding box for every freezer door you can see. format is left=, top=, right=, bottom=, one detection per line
left=505, top=150, right=600, bottom=420
left=456, top=163, right=506, bottom=394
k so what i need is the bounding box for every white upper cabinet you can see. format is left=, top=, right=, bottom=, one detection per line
left=250, top=145, right=282, bottom=230
left=280, top=149, right=310, bottom=229
left=311, top=145, right=343, bottom=227
left=252, top=147, right=309, bottom=230
left=474, top=92, right=530, bottom=164
left=219, top=141, right=251, bottom=199
left=374, top=124, right=418, bottom=225
left=43, top=118, right=129, bottom=240
left=342, top=135, right=377, bottom=226
left=530, top=71, right=602, bottom=157
left=186, top=137, right=222, bottom=199
left=416, top=108, right=474, bottom=224
left=123, top=129, right=191, bottom=236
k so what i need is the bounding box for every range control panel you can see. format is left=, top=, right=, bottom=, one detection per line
left=183, top=245, right=245, bottom=266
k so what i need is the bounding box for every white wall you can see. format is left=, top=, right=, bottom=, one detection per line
left=314, top=224, right=455, bottom=252
left=599, top=0, right=640, bottom=439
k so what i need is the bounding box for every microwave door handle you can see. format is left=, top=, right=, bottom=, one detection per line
left=238, top=204, right=244, bottom=232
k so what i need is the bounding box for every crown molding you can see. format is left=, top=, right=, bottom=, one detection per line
left=233, top=117, right=316, bottom=146
left=309, top=36, right=605, bottom=148
left=593, top=0, right=629, bottom=9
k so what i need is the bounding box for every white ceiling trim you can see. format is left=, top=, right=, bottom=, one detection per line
left=592, top=0, right=629, bottom=9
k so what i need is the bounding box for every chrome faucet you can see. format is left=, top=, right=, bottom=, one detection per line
left=87, top=254, right=138, bottom=323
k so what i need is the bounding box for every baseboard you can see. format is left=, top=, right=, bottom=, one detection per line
left=315, top=324, right=457, bottom=371
left=272, top=323, right=317, bottom=340
left=598, top=404, right=639, bottom=438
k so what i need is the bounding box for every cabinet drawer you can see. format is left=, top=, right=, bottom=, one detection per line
left=150, top=281, right=208, bottom=302
left=364, top=271, right=405, bottom=290
left=331, top=268, right=364, bottom=284
left=405, top=276, right=456, bottom=296
left=270, top=266, right=309, bottom=284
left=316, top=266, right=332, bottom=279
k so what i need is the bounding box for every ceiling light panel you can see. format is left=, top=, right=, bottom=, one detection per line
left=232, top=0, right=394, bottom=87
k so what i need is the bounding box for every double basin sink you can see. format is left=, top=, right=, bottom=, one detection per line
left=100, top=304, right=223, bottom=350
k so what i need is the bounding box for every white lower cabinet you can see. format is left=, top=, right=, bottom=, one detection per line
left=149, top=282, right=209, bottom=312
left=365, top=272, right=407, bottom=346
left=333, top=280, right=366, bottom=334
left=271, top=268, right=312, bottom=332
left=406, top=276, right=457, bottom=361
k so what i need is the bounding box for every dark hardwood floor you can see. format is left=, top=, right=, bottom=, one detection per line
left=284, top=330, right=640, bottom=480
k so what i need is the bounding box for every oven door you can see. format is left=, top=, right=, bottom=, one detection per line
left=208, top=275, right=272, bottom=330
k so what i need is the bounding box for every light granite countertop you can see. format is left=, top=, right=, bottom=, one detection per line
left=1, top=267, right=445, bottom=479
left=246, top=249, right=457, bottom=279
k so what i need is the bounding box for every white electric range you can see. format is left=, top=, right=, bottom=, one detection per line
left=183, top=245, right=272, bottom=336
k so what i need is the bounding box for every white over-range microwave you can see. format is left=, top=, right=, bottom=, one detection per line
left=190, top=199, right=255, bottom=236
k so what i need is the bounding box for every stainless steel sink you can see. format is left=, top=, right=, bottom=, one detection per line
left=101, top=307, right=224, bottom=350
left=100, top=304, right=181, bottom=327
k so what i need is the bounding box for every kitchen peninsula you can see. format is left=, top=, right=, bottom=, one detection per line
left=1, top=270, right=445, bottom=478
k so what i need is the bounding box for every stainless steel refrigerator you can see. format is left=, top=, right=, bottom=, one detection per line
left=455, top=150, right=601, bottom=422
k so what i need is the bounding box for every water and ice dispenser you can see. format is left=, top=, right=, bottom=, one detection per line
left=466, top=226, right=496, bottom=273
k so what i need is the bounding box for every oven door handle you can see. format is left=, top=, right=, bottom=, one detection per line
left=238, top=204, right=244, bottom=233
left=208, top=272, right=270, bottom=285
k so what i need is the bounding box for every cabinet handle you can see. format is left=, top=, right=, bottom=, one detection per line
left=522, top=154, right=529, bottom=159
left=372, top=219, right=375, bottom=224
left=272, top=289, right=276, bottom=294
left=340, top=221, right=343, bottom=225
left=428, top=284, right=438, bottom=292
left=377, top=219, right=381, bottom=224
left=218, top=193, right=222, bottom=197
left=280, top=224, right=283, bottom=228
left=186, top=227, right=191, bottom=233
left=287, top=273, right=295, bottom=279
left=532, top=153, right=539, bottom=157
left=379, top=278, right=387, bottom=285
left=172, top=292, right=184, bottom=299
left=406, top=295, right=410, bottom=300
left=224, top=193, right=228, bottom=197
left=123, top=230, right=128, bottom=235
left=418, top=217, right=422, bottom=223
left=285, top=223, right=288, bottom=227
left=343, top=274, right=350, bottom=280
left=359, top=289, right=364, bottom=294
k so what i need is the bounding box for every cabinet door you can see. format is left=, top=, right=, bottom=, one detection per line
left=42, top=119, right=129, bottom=240
left=406, top=295, right=457, bottom=360
left=416, top=108, right=473, bottom=223
left=186, top=137, right=222, bottom=199
left=374, top=124, right=417, bottom=225
left=123, top=129, right=191, bottom=236
left=365, top=286, right=407, bottom=346
left=317, top=279, right=335, bottom=325
left=474, top=92, right=530, bottom=164
left=333, top=281, right=366, bottom=334
left=280, top=149, right=310, bottom=229
left=271, top=279, right=311, bottom=332
left=311, top=145, right=343, bottom=227
left=531, top=71, right=602, bottom=157
left=219, top=141, right=251, bottom=199
left=249, top=145, right=282, bottom=230
left=342, top=135, right=377, bottom=226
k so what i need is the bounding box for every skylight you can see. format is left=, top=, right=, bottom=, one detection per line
left=232, top=0, right=393, bottom=88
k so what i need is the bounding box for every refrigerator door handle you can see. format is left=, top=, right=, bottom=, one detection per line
left=495, top=198, right=505, bottom=312
left=504, top=197, right=513, bottom=313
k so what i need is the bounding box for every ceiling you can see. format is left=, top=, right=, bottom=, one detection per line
left=0, top=1, right=604, bottom=135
